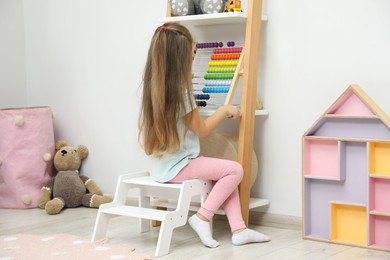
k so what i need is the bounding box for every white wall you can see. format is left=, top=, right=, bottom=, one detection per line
left=0, top=0, right=27, bottom=108
left=4, top=0, right=390, bottom=217
left=23, top=0, right=165, bottom=193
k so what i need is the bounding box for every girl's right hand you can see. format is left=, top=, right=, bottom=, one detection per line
left=223, top=104, right=241, bottom=119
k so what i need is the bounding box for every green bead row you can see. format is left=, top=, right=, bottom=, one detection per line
left=204, top=73, right=234, bottom=80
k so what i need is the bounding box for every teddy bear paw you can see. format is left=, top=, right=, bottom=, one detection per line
left=90, top=195, right=113, bottom=208
left=45, top=198, right=65, bottom=215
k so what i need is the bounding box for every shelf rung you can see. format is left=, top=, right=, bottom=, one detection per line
left=151, top=197, right=269, bottom=216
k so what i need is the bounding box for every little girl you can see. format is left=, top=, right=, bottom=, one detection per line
left=139, top=22, right=270, bottom=248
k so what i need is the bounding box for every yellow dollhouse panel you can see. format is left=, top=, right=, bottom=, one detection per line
left=330, top=203, right=367, bottom=246
left=369, top=142, right=390, bottom=176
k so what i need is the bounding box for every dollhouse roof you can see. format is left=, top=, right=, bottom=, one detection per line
left=304, top=84, right=390, bottom=138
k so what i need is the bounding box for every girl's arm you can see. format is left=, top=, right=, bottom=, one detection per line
left=184, top=104, right=241, bottom=138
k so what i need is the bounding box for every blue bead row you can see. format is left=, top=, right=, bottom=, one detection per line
left=202, top=87, right=229, bottom=93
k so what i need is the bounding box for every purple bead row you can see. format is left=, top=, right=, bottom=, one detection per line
left=196, top=41, right=236, bottom=49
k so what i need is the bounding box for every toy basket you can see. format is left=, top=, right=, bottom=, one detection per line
left=0, top=106, right=55, bottom=208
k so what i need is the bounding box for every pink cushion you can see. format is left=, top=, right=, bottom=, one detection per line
left=0, top=107, right=55, bottom=208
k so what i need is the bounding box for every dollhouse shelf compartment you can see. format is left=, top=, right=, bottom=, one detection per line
left=303, top=138, right=346, bottom=181
left=330, top=202, right=367, bottom=247
left=369, top=214, right=390, bottom=249
left=369, top=142, right=390, bottom=177
left=369, top=178, right=390, bottom=214
left=159, top=12, right=268, bottom=26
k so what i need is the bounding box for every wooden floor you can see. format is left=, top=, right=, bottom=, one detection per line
left=1, top=207, right=390, bottom=259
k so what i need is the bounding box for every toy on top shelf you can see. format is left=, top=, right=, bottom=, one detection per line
left=169, top=0, right=227, bottom=16
left=225, top=0, right=243, bottom=12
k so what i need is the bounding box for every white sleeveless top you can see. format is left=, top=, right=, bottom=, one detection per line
left=150, top=96, right=199, bottom=182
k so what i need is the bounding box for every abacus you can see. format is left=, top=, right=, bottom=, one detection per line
left=192, top=41, right=244, bottom=108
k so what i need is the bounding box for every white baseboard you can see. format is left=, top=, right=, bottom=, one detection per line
left=248, top=211, right=302, bottom=230
left=214, top=211, right=302, bottom=230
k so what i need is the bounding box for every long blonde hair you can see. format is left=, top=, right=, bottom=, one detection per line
left=139, top=23, right=195, bottom=156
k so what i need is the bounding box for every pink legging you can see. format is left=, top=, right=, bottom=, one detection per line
left=169, top=156, right=246, bottom=232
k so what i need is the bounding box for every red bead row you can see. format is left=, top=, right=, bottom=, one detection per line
left=213, top=47, right=243, bottom=54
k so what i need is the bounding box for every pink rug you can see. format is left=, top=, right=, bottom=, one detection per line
left=0, top=233, right=152, bottom=260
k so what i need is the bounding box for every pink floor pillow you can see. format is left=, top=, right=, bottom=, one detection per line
left=0, top=107, right=55, bottom=208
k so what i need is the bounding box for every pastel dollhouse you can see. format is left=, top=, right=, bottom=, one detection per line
left=303, top=84, right=390, bottom=250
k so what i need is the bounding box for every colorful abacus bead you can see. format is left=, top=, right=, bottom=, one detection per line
left=210, top=54, right=241, bottom=60
left=202, top=87, right=229, bottom=93
left=205, top=80, right=232, bottom=86
left=194, top=94, right=210, bottom=100
left=197, top=42, right=224, bottom=49
left=227, top=41, right=235, bottom=47
left=213, top=47, right=243, bottom=54
left=204, top=73, right=234, bottom=80
left=206, top=67, right=236, bottom=73
left=196, top=101, right=207, bottom=107
left=208, top=61, right=238, bottom=66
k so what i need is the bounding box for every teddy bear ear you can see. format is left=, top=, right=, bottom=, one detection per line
left=55, top=140, right=68, bottom=151
left=77, top=145, right=89, bottom=159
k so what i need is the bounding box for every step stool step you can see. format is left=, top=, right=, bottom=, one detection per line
left=101, top=205, right=169, bottom=221
left=122, top=176, right=182, bottom=190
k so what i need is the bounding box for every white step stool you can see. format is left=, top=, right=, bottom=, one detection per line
left=91, top=171, right=212, bottom=257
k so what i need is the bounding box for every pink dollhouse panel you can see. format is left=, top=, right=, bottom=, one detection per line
left=327, top=90, right=375, bottom=116
left=304, top=139, right=338, bottom=178
left=370, top=215, right=390, bottom=248
left=371, top=178, right=390, bottom=212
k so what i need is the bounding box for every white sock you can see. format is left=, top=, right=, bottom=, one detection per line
left=188, top=214, right=220, bottom=248
left=232, top=228, right=271, bottom=246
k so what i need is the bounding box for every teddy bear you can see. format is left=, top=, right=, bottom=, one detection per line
left=169, top=0, right=226, bottom=16
left=38, top=140, right=112, bottom=215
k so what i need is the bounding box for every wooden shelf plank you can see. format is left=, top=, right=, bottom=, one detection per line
left=370, top=210, right=390, bottom=217
left=369, top=173, right=390, bottom=179
left=304, top=135, right=390, bottom=143
left=324, top=114, right=379, bottom=119
left=304, top=175, right=343, bottom=181
left=159, top=12, right=268, bottom=26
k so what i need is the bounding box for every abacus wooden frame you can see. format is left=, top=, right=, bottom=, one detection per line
left=165, top=0, right=265, bottom=225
